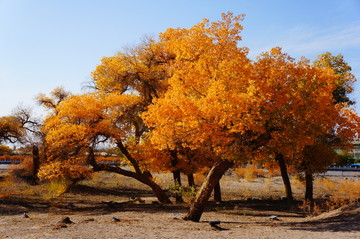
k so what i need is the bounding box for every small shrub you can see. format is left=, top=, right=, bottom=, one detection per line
left=299, top=201, right=323, bottom=215
left=42, top=180, right=70, bottom=200
left=168, top=183, right=197, bottom=203
left=325, top=197, right=351, bottom=211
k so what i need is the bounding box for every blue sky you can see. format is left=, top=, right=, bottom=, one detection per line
left=1, top=0, right=359, bottom=116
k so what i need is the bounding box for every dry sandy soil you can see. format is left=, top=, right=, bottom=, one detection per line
left=1, top=172, right=360, bottom=239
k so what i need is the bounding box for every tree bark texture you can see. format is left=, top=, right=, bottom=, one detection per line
left=305, top=172, right=314, bottom=202
left=88, top=146, right=172, bottom=204
left=276, top=153, right=293, bottom=200
left=144, top=174, right=172, bottom=204
left=187, top=173, right=195, bottom=187
left=31, top=145, right=40, bottom=185
left=173, top=170, right=184, bottom=203
left=213, top=181, right=222, bottom=203
left=183, top=160, right=234, bottom=222
left=305, top=171, right=314, bottom=212
left=170, top=150, right=184, bottom=203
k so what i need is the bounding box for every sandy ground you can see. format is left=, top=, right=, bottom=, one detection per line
left=1, top=202, right=360, bottom=239
left=1, top=172, right=360, bottom=238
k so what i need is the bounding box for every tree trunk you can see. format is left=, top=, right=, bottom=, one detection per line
left=187, top=173, right=195, bottom=187
left=173, top=170, right=184, bottom=203
left=170, top=150, right=183, bottom=203
left=305, top=171, right=314, bottom=208
left=173, top=170, right=182, bottom=186
left=100, top=165, right=172, bottom=204
left=143, top=172, right=172, bottom=204
left=88, top=146, right=172, bottom=204
left=31, top=145, right=40, bottom=185
left=276, top=153, right=293, bottom=200
left=183, top=160, right=234, bottom=222
left=213, top=181, right=222, bottom=203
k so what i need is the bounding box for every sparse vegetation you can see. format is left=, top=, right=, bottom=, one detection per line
left=1, top=167, right=360, bottom=238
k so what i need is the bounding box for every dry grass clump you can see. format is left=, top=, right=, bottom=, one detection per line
left=41, top=180, right=71, bottom=200
left=298, top=200, right=324, bottom=215
left=234, top=164, right=266, bottom=182
left=316, top=177, right=360, bottom=210
left=298, top=177, right=360, bottom=215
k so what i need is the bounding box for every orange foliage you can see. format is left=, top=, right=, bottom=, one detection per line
left=144, top=13, right=360, bottom=170
left=143, top=12, right=252, bottom=161
left=40, top=38, right=174, bottom=183
left=39, top=12, right=360, bottom=184
left=38, top=158, right=92, bottom=181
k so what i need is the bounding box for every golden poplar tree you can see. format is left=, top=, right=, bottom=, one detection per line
left=144, top=13, right=360, bottom=221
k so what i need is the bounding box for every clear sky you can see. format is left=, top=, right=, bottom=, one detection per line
left=1, top=0, right=359, bottom=116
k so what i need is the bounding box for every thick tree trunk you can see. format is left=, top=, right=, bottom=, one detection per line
left=213, top=181, right=222, bottom=203
left=173, top=170, right=182, bottom=186
left=173, top=170, right=184, bottom=203
left=170, top=150, right=184, bottom=203
left=276, top=153, right=293, bottom=201
left=173, top=170, right=182, bottom=187
left=31, top=145, right=40, bottom=185
left=96, top=165, right=171, bottom=204
left=88, top=146, right=171, bottom=204
left=143, top=171, right=172, bottom=204
left=187, top=173, right=195, bottom=187
left=305, top=171, right=314, bottom=202
left=305, top=171, right=314, bottom=212
left=183, top=160, right=234, bottom=222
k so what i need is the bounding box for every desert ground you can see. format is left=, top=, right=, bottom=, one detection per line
left=1, top=171, right=360, bottom=239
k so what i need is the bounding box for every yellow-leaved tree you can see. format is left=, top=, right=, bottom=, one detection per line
left=38, top=12, right=359, bottom=219
left=143, top=13, right=360, bottom=221
left=39, top=39, right=174, bottom=203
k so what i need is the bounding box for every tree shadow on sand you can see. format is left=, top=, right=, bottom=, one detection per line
left=69, top=184, right=154, bottom=198
left=0, top=196, right=189, bottom=216
left=0, top=183, right=188, bottom=216
left=284, top=203, right=360, bottom=233
left=206, top=199, right=305, bottom=217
